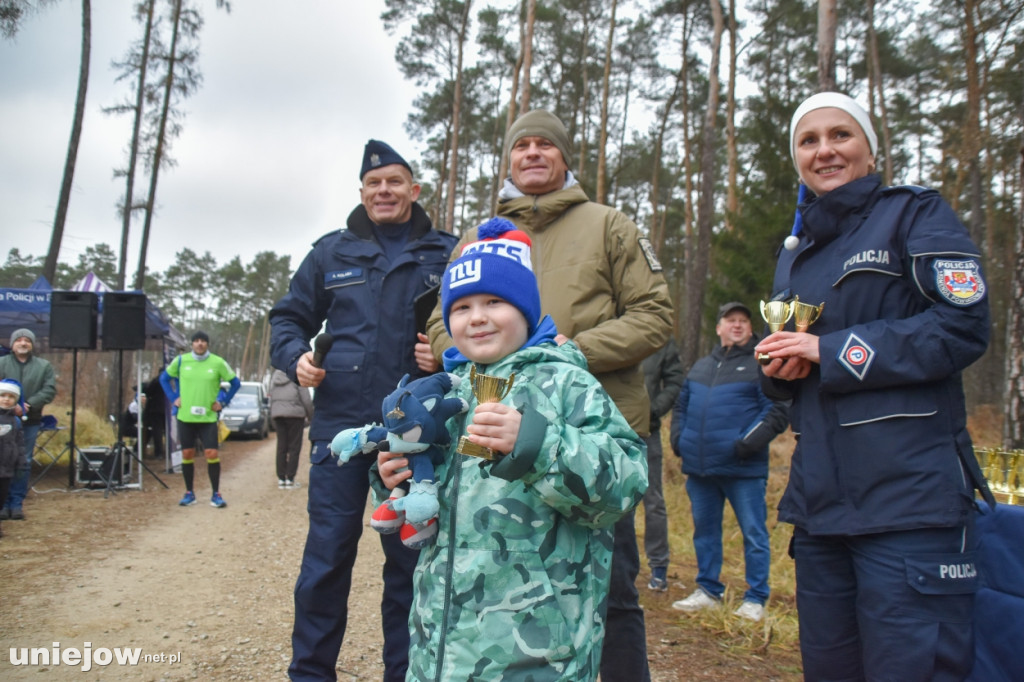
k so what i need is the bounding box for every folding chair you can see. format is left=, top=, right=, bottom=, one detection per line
left=30, top=415, right=65, bottom=487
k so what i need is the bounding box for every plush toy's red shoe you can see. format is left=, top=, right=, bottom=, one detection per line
left=370, top=489, right=406, bottom=534
left=400, top=518, right=437, bottom=550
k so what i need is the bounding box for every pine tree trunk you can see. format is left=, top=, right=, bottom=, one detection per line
left=519, top=0, right=535, bottom=113
left=44, top=0, right=91, bottom=284
left=575, top=13, right=591, bottom=184
left=495, top=0, right=527, bottom=201
left=118, top=0, right=156, bottom=290
left=725, top=0, right=738, bottom=228
left=682, top=0, right=723, bottom=369
left=865, top=0, right=892, bottom=185
left=1004, top=131, right=1024, bottom=449
left=443, top=0, right=473, bottom=233
left=595, top=0, right=617, bottom=205
left=816, top=0, right=837, bottom=91
left=135, top=0, right=183, bottom=290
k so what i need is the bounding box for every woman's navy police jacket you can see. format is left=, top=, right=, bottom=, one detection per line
left=764, top=174, right=994, bottom=536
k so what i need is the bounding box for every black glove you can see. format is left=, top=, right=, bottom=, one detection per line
left=733, top=439, right=760, bottom=460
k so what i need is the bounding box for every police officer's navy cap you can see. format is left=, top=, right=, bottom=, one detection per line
left=718, top=301, right=752, bottom=320
left=360, top=139, right=412, bottom=180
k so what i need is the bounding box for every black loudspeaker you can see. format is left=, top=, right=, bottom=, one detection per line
left=50, top=291, right=98, bottom=349
left=102, top=292, right=147, bottom=350
left=76, top=447, right=129, bottom=487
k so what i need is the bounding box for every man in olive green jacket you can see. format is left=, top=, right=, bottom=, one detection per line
left=426, top=108, right=673, bottom=682
left=0, top=328, right=57, bottom=519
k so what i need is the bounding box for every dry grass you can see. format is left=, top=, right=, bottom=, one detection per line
left=29, top=402, right=120, bottom=465
left=967, top=403, right=1003, bottom=448
left=645, top=429, right=801, bottom=655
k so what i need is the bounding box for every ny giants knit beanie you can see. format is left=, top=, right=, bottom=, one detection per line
left=441, top=217, right=541, bottom=337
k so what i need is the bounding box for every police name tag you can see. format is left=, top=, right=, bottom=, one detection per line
left=190, top=406, right=207, bottom=417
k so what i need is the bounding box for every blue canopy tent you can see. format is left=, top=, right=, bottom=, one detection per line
left=0, top=274, right=187, bottom=351
left=0, top=275, right=52, bottom=346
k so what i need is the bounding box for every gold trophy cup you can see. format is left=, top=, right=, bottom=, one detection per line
left=792, top=296, right=825, bottom=333
left=758, top=300, right=794, bottom=365
left=456, top=365, right=516, bottom=460
left=1007, top=450, right=1023, bottom=505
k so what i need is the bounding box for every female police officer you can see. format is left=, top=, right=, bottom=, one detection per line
left=756, top=92, right=994, bottom=682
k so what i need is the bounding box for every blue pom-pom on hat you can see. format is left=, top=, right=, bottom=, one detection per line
left=784, top=183, right=810, bottom=251
left=441, top=217, right=541, bottom=336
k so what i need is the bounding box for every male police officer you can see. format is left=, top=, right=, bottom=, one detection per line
left=271, top=140, right=457, bottom=681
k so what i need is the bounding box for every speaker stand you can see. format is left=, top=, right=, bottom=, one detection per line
left=104, top=350, right=168, bottom=497
left=67, top=349, right=81, bottom=487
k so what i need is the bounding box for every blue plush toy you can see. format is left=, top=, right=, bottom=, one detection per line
left=331, top=372, right=467, bottom=548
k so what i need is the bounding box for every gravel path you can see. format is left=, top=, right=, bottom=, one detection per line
left=0, top=437, right=387, bottom=680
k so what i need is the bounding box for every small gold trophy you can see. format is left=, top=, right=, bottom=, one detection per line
left=456, top=365, right=516, bottom=460
left=758, top=300, right=794, bottom=365
left=792, top=296, right=825, bottom=333
left=1007, top=450, right=1023, bottom=505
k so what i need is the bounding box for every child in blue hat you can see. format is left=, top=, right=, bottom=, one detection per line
left=0, top=379, right=26, bottom=538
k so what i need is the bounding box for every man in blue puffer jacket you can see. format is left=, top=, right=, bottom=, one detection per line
left=670, top=301, right=789, bottom=621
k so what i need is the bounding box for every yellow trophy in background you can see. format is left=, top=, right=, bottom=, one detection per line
left=456, top=365, right=516, bottom=460
left=1007, top=451, right=1023, bottom=505
left=758, top=300, right=794, bottom=365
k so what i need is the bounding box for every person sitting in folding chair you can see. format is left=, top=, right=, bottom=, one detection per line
left=28, top=415, right=62, bottom=487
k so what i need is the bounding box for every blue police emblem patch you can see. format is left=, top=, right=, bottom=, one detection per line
left=934, top=258, right=985, bottom=306
left=838, top=333, right=875, bottom=381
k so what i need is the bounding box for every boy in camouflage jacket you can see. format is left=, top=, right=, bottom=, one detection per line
left=374, top=218, right=648, bottom=681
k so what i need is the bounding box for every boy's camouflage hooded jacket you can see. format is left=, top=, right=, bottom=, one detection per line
left=407, top=321, right=648, bottom=681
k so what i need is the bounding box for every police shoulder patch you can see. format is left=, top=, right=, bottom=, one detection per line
left=934, top=258, right=985, bottom=306
left=837, top=333, right=875, bottom=381
left=638, top=238, right=663, bottom=272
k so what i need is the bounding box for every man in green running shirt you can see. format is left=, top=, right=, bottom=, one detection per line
left=160, top=331, right=240, bottom=508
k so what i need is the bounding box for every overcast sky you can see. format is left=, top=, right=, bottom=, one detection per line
left=0, top=1, right=422, bottom=282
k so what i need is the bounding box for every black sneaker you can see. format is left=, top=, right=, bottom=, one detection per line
left=647, top=575, right=669, bottom=592
left=647, top=567, right=669, bottom=592
left=10, top=509, right=25, bottom=521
